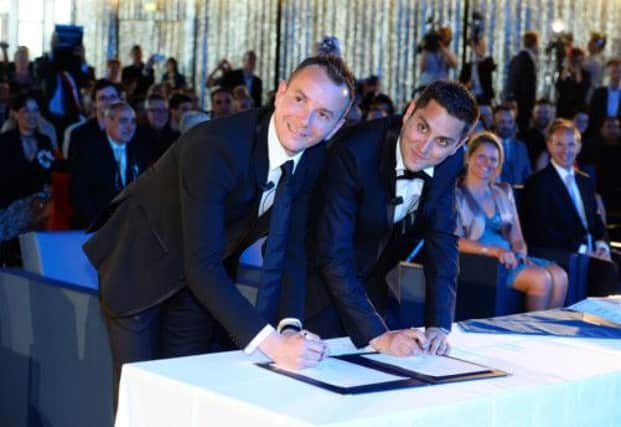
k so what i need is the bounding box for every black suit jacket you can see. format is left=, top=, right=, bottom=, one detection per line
left=523, top=163, right=606, bottom=252
left=83, top=109, right=325, bottom=348
left=588, top=86, right=621, bottom=136
left=507, top=51, right=536, bottom=130
left=70, top=134, right=149, bottom=228
left=121, top=63, right=155, bottom=97
left=0, top=130, right=54, bottom=209
left=67, top=117, right=105, bottom=163
left=458, top=57, right=496, bottom=104
left=306, top=117, right=462, bottom=347
left=221, top=69, right=263, bottom=108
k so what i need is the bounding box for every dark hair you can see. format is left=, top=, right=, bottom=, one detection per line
left=169, top=93, right=192, bottom=110
left=91, top=79, right=122, bottom=100
left=10, top=92, right=41, bottom=112
left=369, top=93, right=395, bottom=115
left=535, top=98, right=552, bottom=106
left=145, top=93, right=167, bottom=106
left=210, top=86, right=232, bottom=102
left=166, top=57, right=178, bottom=71
left=289, top=55, right=355, bottom=112
left=415, top=80, right=479, bottom=137
left=492, top=104, right=515, bottom=117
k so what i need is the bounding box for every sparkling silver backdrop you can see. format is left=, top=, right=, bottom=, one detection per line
left=73, top=0, right=621, bottom=110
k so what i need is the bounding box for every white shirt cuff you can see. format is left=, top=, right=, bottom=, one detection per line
left=578, top=244, right=588, bottom=254
left=243, top=324, right=275, bottom=355
left=277, top=317, right=303, bottom=333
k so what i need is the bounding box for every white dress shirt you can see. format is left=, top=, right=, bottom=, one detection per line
left=108, top=137, right=127, bottom=186
left=551, top=160, right=608, bottom=254
left=245, top=115, right=305, bottom=354
left=393, top=138, right=433, bottom=224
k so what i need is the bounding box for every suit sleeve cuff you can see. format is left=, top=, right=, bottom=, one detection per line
left=243, top=324, right=275, bottom=355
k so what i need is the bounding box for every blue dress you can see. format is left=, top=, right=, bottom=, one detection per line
left=478, top=209, right=552, bottom=288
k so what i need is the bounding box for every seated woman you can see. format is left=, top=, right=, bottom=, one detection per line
left=456, top=131, right=568, bottom=311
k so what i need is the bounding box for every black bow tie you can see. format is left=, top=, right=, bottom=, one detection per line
left=396, top=170, right=430, bottom=181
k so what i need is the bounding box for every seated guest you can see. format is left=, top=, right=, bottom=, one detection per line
left=147, top=82, right=172, bottom=101
left=493, top=105, right=532, bottom=184
left=231, top=85, right=253, bottom=113
left=136, top=94, right=178, bottom=162
left=64, top=79, right=121, bottom=162
left=0, top=93, right=55, bottom=210
left=5, top=46, right=36, bottom=94
left=162, top=57, right=187, bottom=89
left=103, top=58, right=122, bottom=83
left=364, top=93, right=395, bottom=121
left=209, top=86, right=233, bottom=119
left=594, top=116, right=621, bottom=215
left=456, top=131, right=568, bottom=311
left=573, top=109, right=597, bottom=178
left=207, top=51, right=263, bottom=108
left=517, top=98, right=555, bottom=169
left=168, top=93, right=192, bottom=134
left=179, top=110, right=209, bottom=134
left=523, top=119, right=619, bottom=296
left=70, top=102, right=149, bottom=228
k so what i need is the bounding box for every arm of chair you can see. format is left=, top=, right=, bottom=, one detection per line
left=456, top=252, right=523, bottom=320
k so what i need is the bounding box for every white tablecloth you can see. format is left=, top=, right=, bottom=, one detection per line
left=115, top=328, right=621, bottom=427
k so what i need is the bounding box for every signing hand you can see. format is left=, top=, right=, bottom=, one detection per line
left=369, top=329, right=427, bottom=357
left=425, top=327, right=450, bottom=355
left=260, top=330, right=327, bottom=370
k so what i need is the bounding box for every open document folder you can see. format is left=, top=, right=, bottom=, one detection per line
left=257, top=352, right=507, bottom=394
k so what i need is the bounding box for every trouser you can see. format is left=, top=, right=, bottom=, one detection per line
left=103, top=288, right=217, bottom=413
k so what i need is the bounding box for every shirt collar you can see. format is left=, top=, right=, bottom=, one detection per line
left=550, top=158, right=574, bottom=180
left=107, top=136, right=126, bottom=152
left=267, top=115, right=304, bottom=174
left=394, top=137, right=434, bottom=178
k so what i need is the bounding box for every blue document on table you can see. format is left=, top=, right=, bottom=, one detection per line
left=458, top=308, right=621, bottom=338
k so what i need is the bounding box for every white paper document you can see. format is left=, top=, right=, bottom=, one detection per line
left=276, top=357, right=408, bottom=387
left=361, top=353, right=489, bottom=377
left=569, top=297, right=621, bottom=326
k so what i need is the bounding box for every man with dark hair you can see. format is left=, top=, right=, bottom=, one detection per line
left=168, top=93, right=192, bottom=134
left=83, top=55, right=355, bottom=405
left=221, top=50, right=263, bottom=108
left=209, top=86, right=233, bottom=119
left=588, top=58, right=621, bottom=137
left=71, top=102, right=149, bottom=229
left=517, top=98, right=556, bottom=167
left=136, top=93, right=178, bottom=162
left=493, top=105, right=532, bottom=184
left=121, top=45, right=155, bottom=98
left=507, top=30, right=540, bottom=133
left=305, top=81, right=478, bottom=356
left=65, top=79, right=122, bottom=162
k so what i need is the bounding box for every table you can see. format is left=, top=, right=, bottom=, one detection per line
left=115, top=328, right=621, bottom=426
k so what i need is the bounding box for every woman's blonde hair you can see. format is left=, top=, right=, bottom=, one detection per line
left=465, top=131, right=504, bottom=179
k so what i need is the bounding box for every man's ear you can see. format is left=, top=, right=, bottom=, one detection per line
left=402, top=101, right=416, bottom=126
left=273, top=79, right=288, bottom=106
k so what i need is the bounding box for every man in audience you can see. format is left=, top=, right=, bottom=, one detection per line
left=459, top=37, right=496, bottom=105
left=507, top=30, right=539, bottom=133
left=305, top=81, right=478, bottom=356
left=493, top=105, right=532, bottom=184
left=588, top=58, right=621, bottom=136
left=221, top=50, right=263, bottom=108
left=523, top=119, right=619, bottom=296
left=594, top=116, right=621, bottom=215
left=209, top=86, right=234, bottom=119
left=64, top=79, right=121, bottom=163
left=121, top=45, right=155, bottom=98
left=518, top=98, right=555, bottom=168
left=168, top=93, right=192, bottom=135
left=82, top=56, right=354, bottom=405
left=70, top=102, right=149, bottom=228
left=136, top=93, right=178, bottom=162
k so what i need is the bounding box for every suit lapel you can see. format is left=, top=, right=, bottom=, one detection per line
left=251, top=112, right=271, bottom=203
left=548, top=164, right=585, bottom=231
left=574, top=171, right=593, bottom=231
left=379, top=124, right=400, bottom=230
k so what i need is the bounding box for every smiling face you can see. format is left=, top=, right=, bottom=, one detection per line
left=398, top=100, right=467, bottom=172
left=272, top=65, right=350, bottom=156
left=547, top=127, right=581, bottom=170
left=467, top=141, right=501, bottom=183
